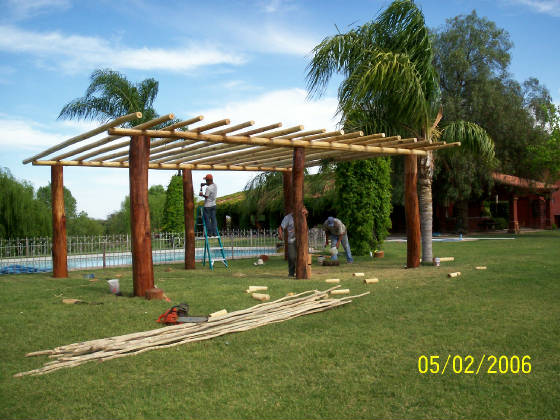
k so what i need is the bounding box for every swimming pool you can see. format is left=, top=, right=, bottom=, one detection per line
left=0, top=246, right=278, bottom=274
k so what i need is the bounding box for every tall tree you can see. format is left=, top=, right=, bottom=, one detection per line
left=432, top=12, right=551, bottom=182
left=162, top=175, right=184, bottom=232
left=148, top=185, right=167, bottom=232
left=0, top=168, right=51, bottom=238
left=36, top=184, right=78, bottom=219
left=335, top=158, right=392, bottom=253
left=308, top=0, right=495, bottom=262
left=58, top=69, right=159, bottom=124
left=307, top=0, right=439, bottom=262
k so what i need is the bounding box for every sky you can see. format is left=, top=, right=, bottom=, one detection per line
left=1, top=0, right=559, bottom=219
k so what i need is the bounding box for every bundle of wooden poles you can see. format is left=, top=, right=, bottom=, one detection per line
left=15, top=287, right=368, bottom=377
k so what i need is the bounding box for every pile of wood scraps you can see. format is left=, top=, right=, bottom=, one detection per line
left=16, top=287, right=368, bottom=377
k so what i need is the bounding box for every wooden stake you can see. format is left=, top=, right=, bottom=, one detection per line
left=364, top=278, right=379, bottom=284
left=331, top=289, right=350, bottom=295
left=246, top=286, right=268, bottom=293
left=251, top=293, right=270, bottom=302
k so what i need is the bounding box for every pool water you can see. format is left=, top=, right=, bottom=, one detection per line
left=0, top=246, right=277, bottom=274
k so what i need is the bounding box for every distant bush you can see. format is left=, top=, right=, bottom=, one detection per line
left=492, top=217, right=508, bottom=230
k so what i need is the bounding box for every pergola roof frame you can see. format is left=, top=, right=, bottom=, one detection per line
left=24, top=112, right=459, bottom=171
left=22, top=111, right=460, bottom=291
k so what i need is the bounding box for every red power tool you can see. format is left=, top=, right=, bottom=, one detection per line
left=157, top=303, right=208, bottom=325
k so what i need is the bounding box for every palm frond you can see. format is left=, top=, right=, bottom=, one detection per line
left=338, top=50, right=430, bottom=130
left=441, top=120, right=495, bottom=161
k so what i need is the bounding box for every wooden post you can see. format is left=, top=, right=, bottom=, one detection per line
left=129, top=135, right=154, bottom=296
left=538, top=197, right=546, bottom=229
left=404, top=155, right=420, bottom=268
left=508, top=196, right=520, bottom=234
left=282, top=171, right=293, bottom=260
left=545, top=197, right=553, bottom=229
left=183, top=169, right=195, bottom=269
left=51, top=165, right=68, bottom=278
left=292, top=147, right=309, bottom=279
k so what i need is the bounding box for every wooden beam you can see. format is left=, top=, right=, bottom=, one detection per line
left=183, top=169, right=195, bottom=270
left=23, top=112, right=142, bottom=164
left=108, top=128, right=428, bottom=156
left=260, top=125, right=304, bottom=138
left=32, top=160, right=291, bottom=172
left=150, top=142, right=211, bottom=163
left=235, top=123, right=282, bottom=136
left=210, top=121, right=254, bottom=135
left=277, top=129, right=325, bottom=139
left=424, top=141, right=461, bottom=151
left=60, top=114, right=175, bottom=162
left=122, top=139, right=201, bottom=162
left=189, top=146, right=266, bottom=165
left=292, top=147, right=309, bottom=279
left=51, top=165, right=68, bottom=278
left=161, top=144, right=250, bottom=165
left=302, top=130, right=344, bottom=141
left=129, top=135, right=154, bottom=296
left=404, top=155, right=420, bottom=268
left=193, top=119, right=230, bottom=132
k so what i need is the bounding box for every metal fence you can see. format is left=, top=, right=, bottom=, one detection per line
left=0, top=228, right=326, bottom=273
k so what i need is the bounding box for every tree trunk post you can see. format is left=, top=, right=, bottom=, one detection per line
left=129, top=135, right=154, bottom=296
left=182, top=169, right=196, bottom=269
left=404, top=155, right=421, bottom=268
left=51, top=165, right=68, bottom=278
left=292, top=148, right=309, bottom=279
left=282, top=170, right=293, bottom=260
left=508, top=196, right=520, bottom=234
left=418, top=151, right=434, bottom=264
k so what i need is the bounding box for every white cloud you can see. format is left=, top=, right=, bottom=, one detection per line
left=235, top=25, right=318, bottom=56
left=0, top=25, right=246, bottom=74
left=0, top=117, right=65, bottom=150
left=0, top=114, right=108, bottom=153
left=6, top=0, right=71, bottom=20
left=194, top=88, right=339, bottom=130
left=257, top=0, right=298, bottom=13
left=507, top=0, right=560, bottom=16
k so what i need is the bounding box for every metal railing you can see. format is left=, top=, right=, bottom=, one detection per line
left=0, top=228, right=326, bottom=273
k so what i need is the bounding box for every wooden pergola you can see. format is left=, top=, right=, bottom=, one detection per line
left=23, top=112, right=459, bottom=296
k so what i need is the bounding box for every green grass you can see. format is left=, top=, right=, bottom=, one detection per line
left=1, top=231, right=559, bottom=419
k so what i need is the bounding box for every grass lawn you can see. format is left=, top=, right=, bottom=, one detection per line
left=1, top=231, right=559, bottom=419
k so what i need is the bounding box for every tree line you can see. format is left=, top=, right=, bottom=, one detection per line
left=0, top=170, right=198, bottom=238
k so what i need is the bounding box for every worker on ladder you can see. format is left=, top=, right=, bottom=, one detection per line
left=199, top=174, right=218, bottom=237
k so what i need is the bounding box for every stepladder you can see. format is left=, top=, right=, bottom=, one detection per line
left=197, top=206, right=228, bottom=269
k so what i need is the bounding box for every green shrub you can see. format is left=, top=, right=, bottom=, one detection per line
left=492, top=217, right=508, bottom=230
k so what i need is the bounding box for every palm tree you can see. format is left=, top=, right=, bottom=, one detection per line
left=307, top=0, right=494, bottom=264
left=58, top=69, right=159, bottom=125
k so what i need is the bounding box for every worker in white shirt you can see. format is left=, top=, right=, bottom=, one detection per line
left=199, top=174, right=218, bottom=236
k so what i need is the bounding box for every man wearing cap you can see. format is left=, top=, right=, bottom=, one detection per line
left=323, top=216, right=353, bottom=263
left=199, top=174, right=218, bottom=236
left=278, top=207, right=308, bottom=277
left=278, top=212, right=296, bottom=277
